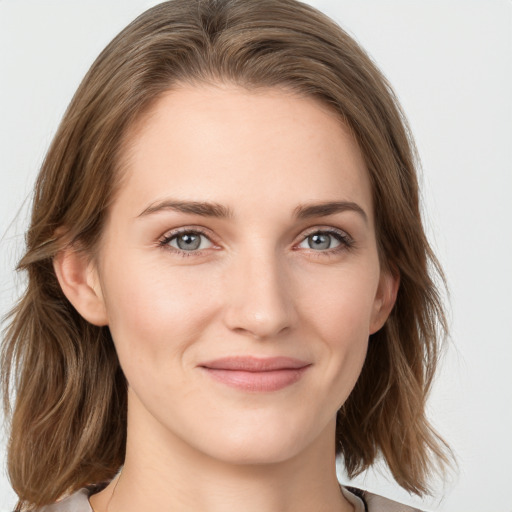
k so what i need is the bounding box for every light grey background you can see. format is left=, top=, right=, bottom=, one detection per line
left=1, top=1, right=511, bottom=511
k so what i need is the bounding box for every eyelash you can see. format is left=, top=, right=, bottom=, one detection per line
left=158, top=227, right=215, bottom=258
left=158, top=227, right=354, bottom=259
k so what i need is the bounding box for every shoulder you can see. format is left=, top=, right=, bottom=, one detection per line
left=343, top=486, right=425, bottom=512
left=36, top=485, right=424, bottom=512
left=35, top=488, right=92, bottom=512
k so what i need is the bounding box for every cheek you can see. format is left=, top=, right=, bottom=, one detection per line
left=100, top=253, right=222, bottom=372
left=299, top=262, right=379, bottom=340
left=297, top=265, right=378, bottom=398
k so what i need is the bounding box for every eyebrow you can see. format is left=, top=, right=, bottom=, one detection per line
left=138, top=200, right=233, bottom=218
left=138, top=199, right=367, bottom=223
left=293, top=201, right=367, bottom=223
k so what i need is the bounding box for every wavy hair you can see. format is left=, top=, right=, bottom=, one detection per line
left=2, top=0, right=450, bottom=509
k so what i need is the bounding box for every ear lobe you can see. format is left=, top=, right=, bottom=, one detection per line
left=369, top=268, right=400, bottom=335
left=53, top=246, right=108, bottom=326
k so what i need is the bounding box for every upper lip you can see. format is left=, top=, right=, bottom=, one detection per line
left=199, top=356, right=311, bottom=372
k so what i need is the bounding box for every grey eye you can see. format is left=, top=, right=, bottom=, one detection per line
left=169, top=232, right=212, bottom=251
left=299, top=232, right=341, bottom=251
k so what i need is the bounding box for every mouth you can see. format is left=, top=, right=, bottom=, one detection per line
left=198, top=356, right=312, bottom=392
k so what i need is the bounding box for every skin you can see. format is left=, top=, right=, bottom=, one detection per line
left=55, top=83, right=398, bottom=512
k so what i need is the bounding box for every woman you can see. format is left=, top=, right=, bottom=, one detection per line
left=1, top=0, right=451, bottom=510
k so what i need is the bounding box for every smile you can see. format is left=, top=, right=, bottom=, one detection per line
left=198, top=356, right=312, bottom=392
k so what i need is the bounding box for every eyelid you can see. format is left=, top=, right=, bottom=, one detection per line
left=294, top=226, right=354, bottom=254
left=298, top=225, right=352, bottom=240
left=158, top=224, right=354, bottom=258
left=158, top=226, right=219, bottom=256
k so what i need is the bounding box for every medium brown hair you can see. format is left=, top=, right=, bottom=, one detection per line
left=2, top=0, right=450, bottom=509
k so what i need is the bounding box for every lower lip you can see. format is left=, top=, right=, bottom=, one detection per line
left=201, top=367, right=310, bottom=392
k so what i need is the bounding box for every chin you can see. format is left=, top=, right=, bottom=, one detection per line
left=205, top=436, right=304, bottom=466
left=187, top=413, right=328, bottom=467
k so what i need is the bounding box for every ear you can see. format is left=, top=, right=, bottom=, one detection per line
left=53, top=245, right=108, bottom=326
left=369, top=268, right=400, bottom=334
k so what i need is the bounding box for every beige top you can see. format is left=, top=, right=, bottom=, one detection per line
left=37, top=486, right=423, bottom=512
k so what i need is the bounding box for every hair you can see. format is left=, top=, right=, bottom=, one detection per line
left=2, top=0, right=451, bottom=509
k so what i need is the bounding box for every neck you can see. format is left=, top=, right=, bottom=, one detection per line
left=90, top=393, right=353, bottom=512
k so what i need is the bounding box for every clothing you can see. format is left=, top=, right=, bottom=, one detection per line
left=37, top=485, right=424, bottom=511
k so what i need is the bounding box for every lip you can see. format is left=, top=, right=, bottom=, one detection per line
left=198, top=356, right=311, bottom=392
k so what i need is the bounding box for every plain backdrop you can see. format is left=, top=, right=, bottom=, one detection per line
left=1, top=1, right=511, bottom=511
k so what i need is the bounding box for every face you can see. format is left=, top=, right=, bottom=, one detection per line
left=90, top=84, right=396, bottom=465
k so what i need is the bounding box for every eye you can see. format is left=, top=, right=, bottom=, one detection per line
left=297, top=229, right=353, bottom=253
left=160, top=229, right=214, bottom=254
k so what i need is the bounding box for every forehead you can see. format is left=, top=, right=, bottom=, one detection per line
left=116, top=83, right=373, bottom=221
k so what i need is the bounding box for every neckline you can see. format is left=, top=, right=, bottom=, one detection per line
left=84, top=485, right=366, bottom=512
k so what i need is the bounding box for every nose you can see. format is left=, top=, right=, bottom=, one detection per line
left=222, top=247, right=298, bottom=340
